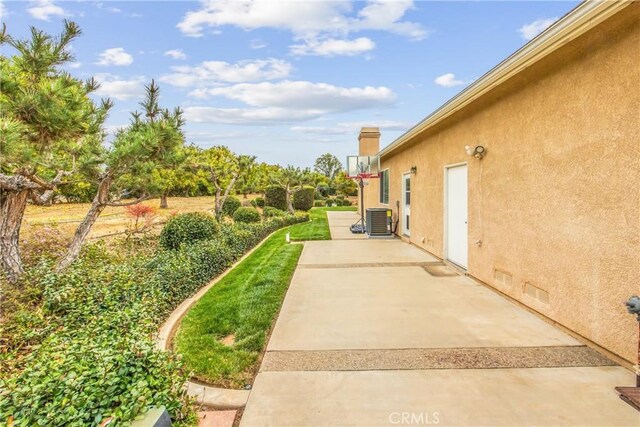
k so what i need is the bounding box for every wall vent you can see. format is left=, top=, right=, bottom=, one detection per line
left=494, top=268, right=513, bottom=287
left=523, top=282, right=550, bottom=304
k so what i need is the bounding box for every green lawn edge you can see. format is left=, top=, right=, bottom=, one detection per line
left=174, top=207, right=356, bottom=388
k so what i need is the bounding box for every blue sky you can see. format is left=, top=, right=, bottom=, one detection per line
left=1, top=0, right=580, bottom=167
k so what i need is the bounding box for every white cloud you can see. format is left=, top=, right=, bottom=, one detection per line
left=96, top=2, right=122, bottom=14
left=434, top=73, right=466, bottom=88
left=291, top=120, right=410, bottom=135
left=291, top=37, right=375, bottom=57
left=27, top=0, right=69, bottom=21
left=250, top=39, right=267, bottom=49
left=0, top=1, right=7, bottom=20
left=94, top=73, right=146, bottom=101
left=164, top=49, right=187, bottom=60
left=184, top=81, right=396, bottom=125
left=197, top=80, right=396, bottom=110
left=160, top=58, right=292, bottom=87
left=355, top=0, right=426, bottom=40
left=67, top=62, right=82, bottom=69
left=96, top=48, right=134, bottom=66
left=518, top=17, right=558, bottom=41
left=177, top=0, right=427, bottom=45
left=184, top=106, right=320, bottom=125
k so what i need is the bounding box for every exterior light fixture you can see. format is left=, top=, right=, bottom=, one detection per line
left=465, top=145, right=486, bottom=159
left=410, top=166, right=417, bottom=174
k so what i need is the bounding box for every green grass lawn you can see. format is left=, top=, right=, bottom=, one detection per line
left=174, top=207, right=356, bottom=388
left=288, top=206, right=357, bottom=241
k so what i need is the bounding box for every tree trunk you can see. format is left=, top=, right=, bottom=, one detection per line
left=159, top=192, right=168, bottom=209
left=286, top=186, right=294, bottom=214
left=56, top=176, right=111, bottom=272
left=0, top=190, right=29, bottom=283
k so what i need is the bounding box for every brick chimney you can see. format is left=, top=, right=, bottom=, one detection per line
left=358, top=127, right=380, bottom=156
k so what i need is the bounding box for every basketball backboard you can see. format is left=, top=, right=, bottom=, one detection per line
left=346, top=155, right=380, bottom=178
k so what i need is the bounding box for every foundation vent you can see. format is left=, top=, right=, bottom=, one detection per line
left=494, top=269, right=513, bottom=288
left=523, top=282, right=549, bottom=304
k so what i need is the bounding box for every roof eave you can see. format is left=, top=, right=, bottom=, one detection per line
left=379, top=0, right=633, bottom=159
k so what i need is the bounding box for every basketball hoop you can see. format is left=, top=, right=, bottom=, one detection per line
left=345, top=155, right=381, bottom=234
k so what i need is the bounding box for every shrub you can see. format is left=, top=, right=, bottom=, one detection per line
left=325, top=199, right=335, bottom=207
left=159, top=212, right=219, bottom=250
left=125, top=204, right=157, bottom=235
left=249, top=199, right=257, bottom=208
left=254, top=197, right=265, bottom=207
left=336, top=195, right=345, bottom=201
left=263, top=206, right=285, bottom=218
left=293, top=186, right=315, bottom=211
left=0, top=209, right=311, bottom=426
left=233, top=207, right=261, bottom=223
left=264, top=186, right=287, bottom=211
left=316, top=184, right=329, bottom=198
left=341, top=199, right=352, bottom=206
left=221, top=196, right=241, bottom=217
left=314, top=200, right=325, bottom=207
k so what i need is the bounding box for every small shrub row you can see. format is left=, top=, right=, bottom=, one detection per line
left=0, top=212, right=309, bottom=425
left=159, top=212, right=218, bottom=250
left=233, top=207, right=261, bottom=223
left=250, top=197, right=265, bottom=208
left=324, top=198, right=352, bottom=207
left=221, top=196, right=241, bottom=217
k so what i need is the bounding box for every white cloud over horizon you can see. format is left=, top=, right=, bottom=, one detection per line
left=96, top=47, right=134, bottom=66
left=160, top=58, right=292, bottom=87
left=27, top=0, right=69, bottom=21
left=518, top=17, right=558, bottom=40
left=434, top=73, right=466, bottom=88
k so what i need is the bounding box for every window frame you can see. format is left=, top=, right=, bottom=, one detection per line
left=379, top=168, right=390, bottom=205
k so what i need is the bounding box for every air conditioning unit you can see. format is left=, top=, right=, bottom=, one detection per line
left=366, top=208, right=391, bottom=236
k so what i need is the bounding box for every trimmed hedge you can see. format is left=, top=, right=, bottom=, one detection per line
left=233, top=207, right=261, bottom=223
left=221, top=196, right=241, bottom=217
left=263, top=206, right=285, bottom=218
left=0, top=213, right=310, bottom=426
left=264, top=186, right=287, bottom=211
left=254, top=197, right=265, bottom=208
left=159, top=212, right=219, bottom=250
left=314, top=200, right=325, bottom=207
left=293, top=186, right=314, bottom=211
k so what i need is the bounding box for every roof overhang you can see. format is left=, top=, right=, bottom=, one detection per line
left=379, top=0, right=633, bottom=158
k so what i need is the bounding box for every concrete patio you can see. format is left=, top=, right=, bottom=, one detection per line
left=240, top=211, right=638, bottom=426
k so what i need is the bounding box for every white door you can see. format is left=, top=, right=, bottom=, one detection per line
left=402, top=173, right=411, bottom=236
left=446, top=164, right=467, bottom=268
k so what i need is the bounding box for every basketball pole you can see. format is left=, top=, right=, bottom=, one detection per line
left=358, top=175, right=365, bottom=227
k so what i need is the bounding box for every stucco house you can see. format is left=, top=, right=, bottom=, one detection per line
left=357, top=0, right=639, bottom=365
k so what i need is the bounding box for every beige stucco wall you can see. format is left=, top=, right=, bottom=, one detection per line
left=363, top=5, right=640, bottom=363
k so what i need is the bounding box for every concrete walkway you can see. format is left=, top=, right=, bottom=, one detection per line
left=241, top=211, right=638, bottom=426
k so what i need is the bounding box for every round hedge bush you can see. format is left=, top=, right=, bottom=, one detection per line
left=221, top=196, right=241, bottom=217
left=264, top=186, right=287, bottom=211
left=233, top=207, right=261, bottom=223
left=159, top=212, right=219, bottom=250
left=293, top=186, right=315, bottom=211
left=254, top=197, right=265, bottom=207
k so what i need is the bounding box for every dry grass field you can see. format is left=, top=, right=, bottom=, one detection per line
left=21, top=195, right=258, bottom=241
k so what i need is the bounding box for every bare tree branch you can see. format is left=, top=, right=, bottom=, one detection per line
left=103, top=194, right=149, bottom=207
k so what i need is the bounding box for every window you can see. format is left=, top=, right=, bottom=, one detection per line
left=379, top=169, right=389, bottom=204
